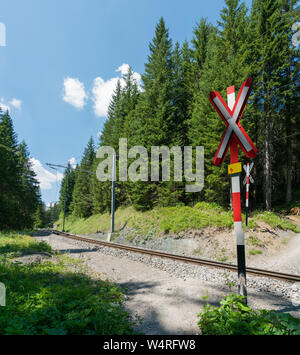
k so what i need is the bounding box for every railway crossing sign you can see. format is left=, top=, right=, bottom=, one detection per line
left=209, top=78, right=259, bottom=303
left=210, top=78, right=258, bottom=166
left=243, top=162, right=254, bottom=226
left=243, top=162, right=254, bottom=185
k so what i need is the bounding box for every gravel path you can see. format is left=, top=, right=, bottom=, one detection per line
left=248, top=232, right=300, bottom=275
left=34, top=231, right=300, bottom=335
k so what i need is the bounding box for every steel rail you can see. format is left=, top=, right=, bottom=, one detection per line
left=50, top=230, right=300, bottom=283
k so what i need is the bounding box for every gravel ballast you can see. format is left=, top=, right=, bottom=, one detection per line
left=34, top=232, right=300, bottom=334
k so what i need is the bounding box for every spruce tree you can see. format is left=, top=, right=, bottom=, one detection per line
left=59, top=162, right=76, bottom=217
left=250, top=0, right=290, bottom=209
left=71, top=137, right=95, bottom=218
left=17, top=141, right=40, bottom=228
left=0, top=109, right=22, bottom=228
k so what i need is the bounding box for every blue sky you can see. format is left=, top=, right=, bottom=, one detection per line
left=0, top=0, right=252, bottom=205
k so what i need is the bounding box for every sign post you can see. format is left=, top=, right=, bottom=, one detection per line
left=209, top=78, right=258, bottom=303
left=243, top=162, right=254, bottom=226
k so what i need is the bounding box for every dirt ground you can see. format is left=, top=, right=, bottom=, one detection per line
left=34, top=231, right=300, bottom=335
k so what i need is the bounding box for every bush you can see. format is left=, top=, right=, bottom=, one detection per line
left=198, top=294, right=300, bottom=335
left=0, top=232, right=135, bottom=335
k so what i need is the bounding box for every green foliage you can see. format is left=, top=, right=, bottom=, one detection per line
left=0, top=231, right=52, bottom=258
left=249, top=248, right=262, bottom=255
left=0, top=111, right=40, bottom=229
left=253, top=211, right=300, bottom=232
left=247, top=235, right=265, bottom=247
left=159, top=206, right=233, bottom=233
left=59, top=163, right=76, bottom=217
left=57, top=202, right=235, bottom=236
left=0, top=232, right=134, bottom=335
left=59, top=3, right=300, bottom=219
left=198, top=294, right=300, bottom=335
left=71, top=138, right=95, bottom=218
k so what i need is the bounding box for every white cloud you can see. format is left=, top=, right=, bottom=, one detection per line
left=9, top=98, right=22, bottom=110
left=92, top=64, right=142, bottom=118
left=97, top=131, right=102, bottom=138
left=63, top=77, right=87, bottom=109
left=63, top=64, right=141, bottom=117
left=92, top=76, right=123, bottom=118
left=116, top=63, right=142, bottom=87
left=68, top=157, right=76, bottom=168
left=0, top=98, right=10, bottom=112
left=0, top=97, right=22, bottom=112
left=30, top=158, right=63, bottom=190
left=116, top=63, right=130, bottom=76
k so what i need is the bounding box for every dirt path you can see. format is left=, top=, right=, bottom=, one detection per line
left=247, top=231, right=300, bottom=275
left=288, top=215, right=300, bottom=228
left=34, top=232, right=300, bottom=335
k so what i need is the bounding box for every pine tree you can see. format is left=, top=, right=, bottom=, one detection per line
left=189, top=1, right=251, bottom=204
left=126, top=17, right=184, bottom=209
left=276, top=0, right=300, bottom=203
left=17, top=141, right=40, bottom=228
left=71, top=137, right=95, bottom=218
left=250, top=0, right=291, bottom=209
left=91, top=66, right=140, bottom=214
left=0, top=109, right=22, bottom=228
left=59, top=162, right=76, bottom=217
left=133, top=17, right=175, bottom=148
left=0, top=110, right=40, bottom=228
left=191, top=18, right=211, bottom=88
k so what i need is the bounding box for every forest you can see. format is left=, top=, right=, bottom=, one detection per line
left=0, top=110, right=59, bottom=229
left=0, top=0, right=299, bottom=229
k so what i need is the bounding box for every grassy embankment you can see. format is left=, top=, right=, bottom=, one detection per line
left=57, top=202, right=300, bottom=237
left=0, top=231, right=135, bottom=335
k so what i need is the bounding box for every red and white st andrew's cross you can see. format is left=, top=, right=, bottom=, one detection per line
left=209, top=77, right=258, bottom=166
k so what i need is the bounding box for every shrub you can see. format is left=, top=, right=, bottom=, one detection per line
left=0, top=232, right=135, bottom=335
left=198, top=294, right=300, bottom=335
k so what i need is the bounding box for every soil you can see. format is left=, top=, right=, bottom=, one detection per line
left=33, top=231, right=300, bottom=335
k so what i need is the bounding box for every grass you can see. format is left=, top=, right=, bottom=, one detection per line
left=0, top=231, right=52, bottom=257
left=247, top=235, right=265, bottom=248
left=252, top=211, right=300, bottom=233
left=0, top=232, right=135, bottom=335
left=58, top=202, right=234, bottom=236
left=249, top=248, right=262, bottom=256
left=57, top=203, right=300, bottom=237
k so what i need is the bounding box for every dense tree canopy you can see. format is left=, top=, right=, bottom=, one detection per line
left=59, top=1, right=299, bottom=218
left=0, top=110, right=41, bottom=229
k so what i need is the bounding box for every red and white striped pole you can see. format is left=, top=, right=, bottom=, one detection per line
left=246, top=163, right=250, bottom=226
left=227, top=86, right=247, bottom=302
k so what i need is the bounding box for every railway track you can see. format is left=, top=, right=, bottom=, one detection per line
left=50, top=230, right=300, bottom=283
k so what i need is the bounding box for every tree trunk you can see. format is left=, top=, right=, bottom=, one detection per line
left=285, top=112, right=292, bottom=203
